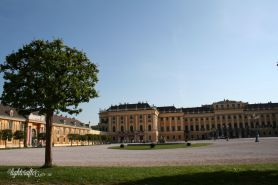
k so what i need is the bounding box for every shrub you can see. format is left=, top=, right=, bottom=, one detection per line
left=158, top=137, right=166, bottom=144
left=150, top=143, right=156, bottom=148
left=187, top=142, right=191, bottom=146
left=120, top=144, right=125, bottom=148
left=1, top=129, right=13, bottom=147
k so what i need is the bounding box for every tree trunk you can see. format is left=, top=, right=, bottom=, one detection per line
left=44, top=111, right=54, bottom=168
left=24, top=121, right=28, bottom=147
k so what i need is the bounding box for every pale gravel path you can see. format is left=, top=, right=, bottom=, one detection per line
left=0, top=138, right=278, bottom=166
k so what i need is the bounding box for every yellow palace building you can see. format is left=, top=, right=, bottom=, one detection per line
left=0, top=104, right=101, bottom=148
left=98, top=100, right=278, bottom=143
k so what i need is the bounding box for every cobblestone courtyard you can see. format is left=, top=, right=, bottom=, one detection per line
left=0, top=137, right=278, bottom=166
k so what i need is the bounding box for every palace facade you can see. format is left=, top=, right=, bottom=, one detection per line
left=0, top=104, right=102, bottom=148
left=99, top=100, right=278, bottom=143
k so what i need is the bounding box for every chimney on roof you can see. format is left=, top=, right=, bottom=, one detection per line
left=9, top=109, right=14, bottom=117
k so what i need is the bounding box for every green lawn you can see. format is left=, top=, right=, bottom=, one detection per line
left=1, top=164, right=278, bottom=185
left=108, top=143, right=211, bottom=150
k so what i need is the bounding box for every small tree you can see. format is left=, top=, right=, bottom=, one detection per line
left=101, top=135, right=107, bottom=143
left=93, top=134, right=98, bottom=144
left=86, top=134, right=93, bottom=145
left=0, top=39, right=98, bottom=167
left=38, top=132, right=46, bottom=146
left=96, top=135, right=101, bottom=144
left=13, top=130, right=24, bottom=148
left=1, top=129, right=13, bottom=148
left=67, top=134, right=75, bottom=146
left=79, top=134, right=88, bottom=146
left=76, top=134, right=81, bottom=146
left=107, top=135, right=112, bottom=143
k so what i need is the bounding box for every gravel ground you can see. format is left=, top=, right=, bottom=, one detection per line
left=0, top=137, right=278, bottom=166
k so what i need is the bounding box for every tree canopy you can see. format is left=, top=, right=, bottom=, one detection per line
left=0, top=39, right=98, bottom=115
left=13, top=130, right=24, bottom=140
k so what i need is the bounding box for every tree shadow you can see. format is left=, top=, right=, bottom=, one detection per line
left=119, top=170, right=278, bottom=185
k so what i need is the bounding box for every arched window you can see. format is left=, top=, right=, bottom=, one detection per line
left=130, top=125, right=134, bottom=132
left=8, top=121, right=13, bottom=130
left=140, top=125, right=143, bottom=131
left=148, top=125, right=151, bottom=131
left=121, top=126, right=124, bottom=132
left=112, top=126, right=116, bottom=132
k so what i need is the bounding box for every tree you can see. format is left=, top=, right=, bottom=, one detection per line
left=67, top=134, right=75, bottom=146
left=38, top=132, right=46, bottom=146
left=0, top=39, right=99, bottom=167
left=76, top=134, right=81, bottom=146
left=85, top=134, right=93, bottom=145
left=79, top=134, right=88, bottom=146
left=92, top=134, right=97, bottom=145
left=1, top=129, right=13, bottom=148
left=101, top=135, right=107, bottom=143
left=68, top=133, right=80, bottom=146
left=94, top=134, right=100, bottom=144
left=13, top=130, right=24, bottom=147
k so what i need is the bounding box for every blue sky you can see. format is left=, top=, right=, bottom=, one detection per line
left=0, top=0, right=278, bottom=125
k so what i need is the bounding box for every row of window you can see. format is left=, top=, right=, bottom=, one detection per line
left=112, top=114, right=152, bottom=121
left=161, top=126, right=182, bottom=132
left=215, top=104, right=241, bottom=109
left=56, top=127, right=88, bottom=135
left=109, top=120, right=277, bottom=133
left=112, top=119, right=152, bottom=124
left=112, top=125, right=152, bottom=132
left=161, top=135, right=182, bottom=140
left=0, top=121, right=24, bottom=131
left=160, top=113, right=276, bottom=122
left=160, top=121, right=277, bottom=132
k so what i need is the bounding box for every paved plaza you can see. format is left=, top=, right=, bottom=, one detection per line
left=0, top=138, right=278, bottom=166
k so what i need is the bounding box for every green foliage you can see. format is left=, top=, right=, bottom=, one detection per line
left=38, top=133, right=46, bottom=141
left=79, top=134, right=88, bottom=141
left=13, top=130, right=24, bottom=140
left=107, top=135, right=112, bottom=142
left=158, top=137, right=166, bottom=143
left=85, top=134, right=93, bottom=141
left=67, top=134, right=79, bottom=141
left=94, top=134, right=100, bottom=141
left=0, top=39, right=99, bottom=115
left=1, top=129, right=13, bottom=141
left=101, top=135, right=107, bottom=142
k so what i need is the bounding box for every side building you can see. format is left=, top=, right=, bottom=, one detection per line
left=99, top=100, right=278, bottom=143
left=0, top=104, right=102, bottom=148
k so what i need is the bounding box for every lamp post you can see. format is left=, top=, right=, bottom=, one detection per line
left=226, top=125, right=229, bottom=141
left=248, top=113, right=260, bottom=142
